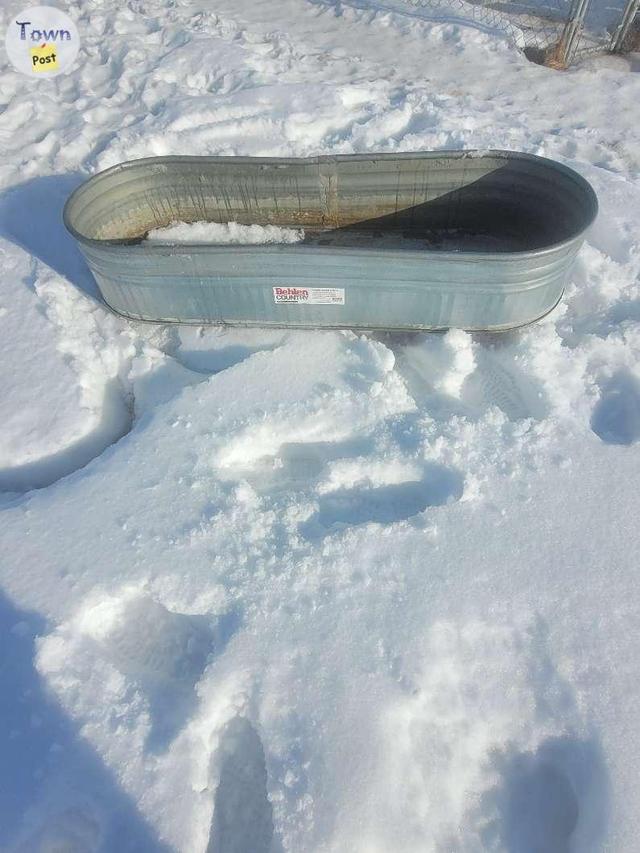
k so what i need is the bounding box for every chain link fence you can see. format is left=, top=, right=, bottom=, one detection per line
left=361, top=0, right=640, bottom=66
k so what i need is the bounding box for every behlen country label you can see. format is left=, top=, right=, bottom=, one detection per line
left=273, top=286, right=345, bottom=305
left=6, top=6, right=79, bottom=78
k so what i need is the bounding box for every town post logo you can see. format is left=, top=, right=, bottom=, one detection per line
left=6, top=6, right=79, bottom=78
left=30, top=42, right=59, bottom=72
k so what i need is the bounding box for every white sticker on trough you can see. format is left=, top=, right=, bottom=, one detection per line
left=273, top=286, right=345, bottom=305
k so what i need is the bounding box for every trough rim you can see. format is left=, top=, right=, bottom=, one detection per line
left=63, top=149, right=599, bottom=261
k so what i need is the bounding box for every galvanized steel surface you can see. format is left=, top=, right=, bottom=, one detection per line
left=63, top=150, right=598, bottom=331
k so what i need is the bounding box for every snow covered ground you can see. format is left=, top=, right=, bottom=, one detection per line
left=1, top=0, right=640, bottom=851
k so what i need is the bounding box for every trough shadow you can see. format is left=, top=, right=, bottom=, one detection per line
left=0, top=176, right=138, bottom=501
left=0, top=173, right=99, bottom=300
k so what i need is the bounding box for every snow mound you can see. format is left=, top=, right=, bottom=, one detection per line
left=38, top=588, right=228, bottom=754
left=146, top=221, right=305, bottom=244
left=398, top=328, right=476, bottom=399
left=75, top=589, right=215, bottom=687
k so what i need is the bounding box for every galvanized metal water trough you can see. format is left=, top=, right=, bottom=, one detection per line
left=63, top=151, right=597, bottom=331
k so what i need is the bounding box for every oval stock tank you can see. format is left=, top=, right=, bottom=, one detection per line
left=63, top=150, right=597, bottom=331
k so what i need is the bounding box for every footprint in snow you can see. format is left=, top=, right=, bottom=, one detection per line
left=482, top=736, right=607, bottom=853
left=219, top=436, right=375, bottom=495
left=382, top=330, right=548, bottom=422
left=590, top=370, right=640, bottom=445
left=207, top=717, right=274, bottom=853
left=381, top=619, right=608, bottom=852
left=464, top=347, right=549, bottom=422
left=300, top=462, right=463, bottom=538
left=82, top=591, right=240, bottom=752
left=163, top=325, right=285, bottom=376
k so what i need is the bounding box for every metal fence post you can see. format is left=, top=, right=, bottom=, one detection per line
left=610, top=0, right=640, bottom=52
left=553, top=0, right=591, bottom=67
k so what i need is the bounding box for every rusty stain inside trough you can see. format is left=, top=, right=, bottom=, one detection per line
left=63, top=151, right=598, bottom=331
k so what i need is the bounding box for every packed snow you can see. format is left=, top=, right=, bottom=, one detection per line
left=1, top=0, right=640, bottom=852
left=146, top=221, right=305, bottom=245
